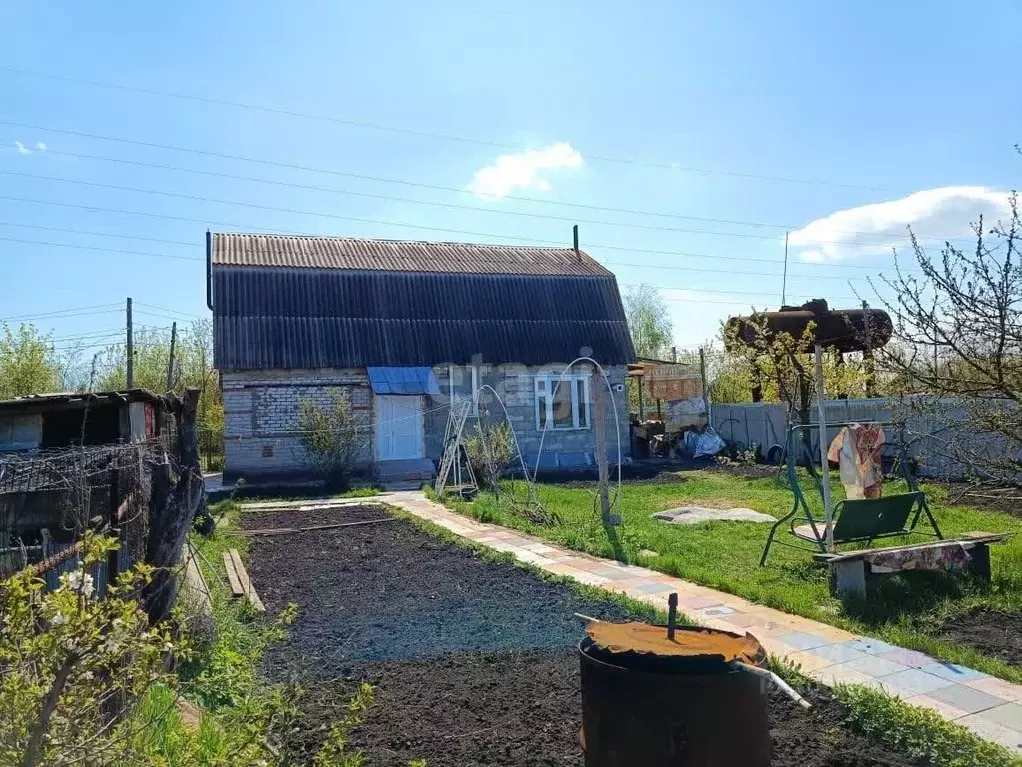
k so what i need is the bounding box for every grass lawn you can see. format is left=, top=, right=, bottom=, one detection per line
left=436, top=469, right=1022, bottom=684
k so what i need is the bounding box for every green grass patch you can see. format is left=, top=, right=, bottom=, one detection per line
left=181, top=500, right=292, bottom=708
left=835, top=684, right=1022, bottom=766
left=433, top=471, right=1022, bottom=683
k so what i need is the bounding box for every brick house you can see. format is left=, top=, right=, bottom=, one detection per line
left=208, top=232, right=635, bottom=484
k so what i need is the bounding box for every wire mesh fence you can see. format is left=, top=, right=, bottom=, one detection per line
left=0, top=439, right=170, bottom=590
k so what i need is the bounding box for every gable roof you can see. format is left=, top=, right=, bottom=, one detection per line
left=211, top=232, right=612, bottom=277
left=210, top=233, right=635, bottom=370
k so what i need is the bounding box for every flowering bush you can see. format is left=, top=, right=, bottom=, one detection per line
left=0, top=534, right=425, bottom=767
left=0, top=534, right=184, bottom=766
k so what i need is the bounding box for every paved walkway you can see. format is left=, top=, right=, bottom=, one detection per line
left=382, top=490, right=1022, bottom=753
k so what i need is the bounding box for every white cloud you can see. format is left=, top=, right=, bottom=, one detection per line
left=788, top=186, right=1012, bottom=262
left=467, top=142, right=583, bottom=198
left=13, top=140, right=47, bottom=156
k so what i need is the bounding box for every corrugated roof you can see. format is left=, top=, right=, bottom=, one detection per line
left=212, top=266, right=635, bottom=369
left=211, top=232, right=612, bottom=277
left=0, top=389, right=162, bottom=413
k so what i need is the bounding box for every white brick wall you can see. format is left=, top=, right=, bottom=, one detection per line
left=222, top=363, right=631, bottom=480
left=222, top=368, right=373, bottom=480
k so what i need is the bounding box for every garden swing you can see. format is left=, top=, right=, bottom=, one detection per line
left=759, top=420, right=943, bottom=566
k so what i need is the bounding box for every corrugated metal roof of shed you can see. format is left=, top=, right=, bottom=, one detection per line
left=211, top=232, right=612, bottom=277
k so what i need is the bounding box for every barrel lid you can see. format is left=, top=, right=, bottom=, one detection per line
left=585, top=621, right=764, bottom=665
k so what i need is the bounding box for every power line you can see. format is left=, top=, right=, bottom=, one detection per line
left=3, top=168, right=908, bottom=250
left=50, top=327, right=130, bottom=342
left=0, top=188, right=923, bottom=274
left=50, top=326, right=170, bottom=343
left=134, top=309, right=204, bottom=322
left=0, top=121, right=968, bottom=244
left=0, top=68, right=892, bottom=191
left=0, top=129, right=958, bottom=244
left=134, top=302, right=206, bottom=319
left=0, top=218, right=908, bottom=280
left=0, top=235, right=853, bottom=307
left=0, top=234, right=868, bottom=303
left=0, top=220, right=197, bottom=247
left=11, top=145, right=862, bottom=243
left=618, top=281, right=858, bottom=303
left=0, top=235, right=199, bottom=262
left=0, top=305, right=122, bottom=322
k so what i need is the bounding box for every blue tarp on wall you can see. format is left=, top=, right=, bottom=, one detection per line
left=367, top=367, right=441, bottom=395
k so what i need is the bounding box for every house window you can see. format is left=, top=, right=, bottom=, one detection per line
left=535, top=375, right=590, bottom=430
left=449, top=365, right=480, bottom=414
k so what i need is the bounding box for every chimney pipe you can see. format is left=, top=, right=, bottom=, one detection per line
left=573, top=224, right=580, bottom=261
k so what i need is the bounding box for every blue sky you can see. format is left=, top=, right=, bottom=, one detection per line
left=2, top=0, right=1019, bottom=356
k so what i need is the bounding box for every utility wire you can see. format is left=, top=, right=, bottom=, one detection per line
left=0, top=192, right=924, bottom=273
left=0, top=234, right=864, bottom=303
left=0, top=68, right=892, bottom=191
left=0, top=220, right=904, bottom=281
left=0, top=305, right=122, bottom=322
left=134, top=302, right=207, bottom=319
left=0, top=137, right=961, bottom=245
left=2, top=168, right=911, bottom=248
left=0, top=220, right=197, bottom=246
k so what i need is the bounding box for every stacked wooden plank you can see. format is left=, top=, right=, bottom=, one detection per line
left=222, top=548, right=264, bottom=612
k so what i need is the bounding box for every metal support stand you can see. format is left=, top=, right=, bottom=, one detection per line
left=813, top=344, right=834, bottom=552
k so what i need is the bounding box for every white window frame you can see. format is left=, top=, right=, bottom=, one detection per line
left=535, top=374, right=591, bottom=431
left=448, top=364, right=480, bottom=415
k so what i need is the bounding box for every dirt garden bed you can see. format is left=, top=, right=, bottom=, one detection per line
left=935, top=607, right=1022, bottom=668
left=242, top=505, right=926, bottom=766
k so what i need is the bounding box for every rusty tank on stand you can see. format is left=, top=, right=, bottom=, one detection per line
left=578, top=620, right=772, bottom=767
left=724, top=298, right=893, bottom=353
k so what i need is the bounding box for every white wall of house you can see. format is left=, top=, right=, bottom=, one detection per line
left=222, top=363, right=631, bottom=481
left=222, top=367, right=374, bottom=480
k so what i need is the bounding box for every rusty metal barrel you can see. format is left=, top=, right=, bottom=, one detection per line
left=579, top=621, right=772, bottom=767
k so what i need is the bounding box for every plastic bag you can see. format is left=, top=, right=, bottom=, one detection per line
left=684, top=427, right=726, bottom=458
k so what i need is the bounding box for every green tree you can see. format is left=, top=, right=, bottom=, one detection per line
left=624, top=285, right=674, bottom=359
left=0, top=323, right=63, bottom=399
left=94, top=320, right=224, bottom=453
left=719, top=315, right=873, bottom=459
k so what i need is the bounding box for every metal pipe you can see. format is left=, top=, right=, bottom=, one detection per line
left=814, top=344, right=835, bottom=552
left=667, top=592, right=678, bottom=640
left=732, top=661, right=812, bottom=710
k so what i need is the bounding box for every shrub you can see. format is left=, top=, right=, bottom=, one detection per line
left=0, top=533, right=423, bottom=766
left=464, top=421, right=515, bottom=490
left=0, top=534, right=185, bottom=767
left=296, top=392, right=365, bottom=491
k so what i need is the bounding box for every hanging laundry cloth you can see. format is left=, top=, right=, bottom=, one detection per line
left=828, top=423, right=886, bottom=499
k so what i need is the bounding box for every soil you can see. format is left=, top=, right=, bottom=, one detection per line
left=935, top=607, right=1022, bottom=668
left=242, top=506, right=926, bottom=767
left=939, top=483, right=1022, bottom=518
left=709, top=461, right=785, bottom=480
left=243, top=505, right=638, bottom=669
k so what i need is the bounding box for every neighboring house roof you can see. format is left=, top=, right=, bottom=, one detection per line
left=0, top=390, right=162, bottom=415
left=209, top=232, right=635, bottom=370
